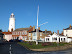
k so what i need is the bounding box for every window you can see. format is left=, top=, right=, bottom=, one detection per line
left=64, top=38, right=65, bottom=41
left=61, top=38, right=62, bottom=40
left=12, top=37, right=14, bottom=39
left=22, top=32, right=24, bottom=35
left=13, top=32, right=15, bottom=35
left=20, top=32, right=21, bottom=35
left=40, top=33, right=42, bottom=36
left=33, top=33, right=36, bottom=36
left=14, top=32, right=16, bottom=35
left=18, top=32, right=19, bottom=35
left=66, top=34, right=67, bottom=36
left=46, top=38, right=47, bottom=41
left=46, top=38, right=49, bottom=41
left=48, top=38, right=49, bottom=40
left=29, top=33, right=31, bottom=36
left=12, top=33, right=13, bottom=35
left=16, top=32, right=17, bottom=35
left=14, top=37, right=15, bottom=39
left=53, top=37, right=57, bottom=40
left=25, top=31, right=27, bottom=35
left=23, top=37, right=24, bottom=38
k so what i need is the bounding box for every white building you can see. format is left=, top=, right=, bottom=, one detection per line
left=45, top=33, right=67, bottom=42
left=63, top=24, right=72, bottom=37
left=63, top=24, right=72, bottom=42
left=9, top=13, right=15, bottom=32
left=2, top=32, right=12, bottom=41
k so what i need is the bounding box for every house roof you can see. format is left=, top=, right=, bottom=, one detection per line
left=14, top=28, right=31, bottom=31
left=29, top=29, right=42, bottom=33
left=43, top=31, right=51, bottom=33
left=28, top=27, right=33, bottom=32
left=68, top=37, right=72, bottom=38
left=2, top=32, right=12, bottom=35
left=64, top=26, right=72, bottom=30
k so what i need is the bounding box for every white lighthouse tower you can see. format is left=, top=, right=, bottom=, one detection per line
left=9, top=13, right=15, bottom=32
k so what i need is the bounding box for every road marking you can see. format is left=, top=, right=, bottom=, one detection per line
left=9, top=44, right=12, bottom=54
left=10, top=44, right=11, bottom=47
left=10, top=47, right=11, bottom=50
left=9, top=51, right=12, bottom=54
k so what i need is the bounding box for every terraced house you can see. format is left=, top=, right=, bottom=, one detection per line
left=12, top=26, right=33, bottom=41
left=28, top=26, right=52, bottom=41
left=63, top=24, right=72, bottom=42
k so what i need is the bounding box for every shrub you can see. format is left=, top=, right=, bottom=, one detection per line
left=42, top=42, right=52, bottom=46
left=29, top=42, right=32, bottom=45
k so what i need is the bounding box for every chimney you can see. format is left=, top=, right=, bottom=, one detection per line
left=45, top=29, right=47, bottom=34
left=33, top=26, right=35, bottom=31
left=53, top=31, right=54, bottom=34
left=30, top=26, right=32, bottom=28
left=61, top=31, right=63, bottom=35
left=38, top=27, right=40, bottom=30
left=57, top=30, right=59, bottom=35
left=69, top=24, right=71, bottom=29
left=8, top=30, right=10, bottom=32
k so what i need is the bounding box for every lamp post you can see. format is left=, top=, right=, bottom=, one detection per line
left=36, top=5, right=39, bottom=45
left=36, top=5, right=48, bottom=45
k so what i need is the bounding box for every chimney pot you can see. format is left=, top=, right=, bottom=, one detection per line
left=38, top=27, right=40, bottom=30
left=57, top=30, right=59, bottom=35
left=33, top=26, right=35, bottom=31
left=69, top=24, right=71, bottom=29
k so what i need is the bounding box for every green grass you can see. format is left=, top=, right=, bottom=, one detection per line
left=18, top=42, right=69, bottom=49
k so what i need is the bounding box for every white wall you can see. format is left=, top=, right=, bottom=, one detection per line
left=67, top=38, right=72, bottom=42
left=63, top=30, right=72, bottom=37
left=45, top=33, right=68, bottom=43
left=5, top=35, right=12, bottom=41
left=45, top=37, right=52, bottom=42
left=32, top=32, right=37, bottom=40
left=60, top=36, right=67, bottom=42
left=9, top=13, right=15, bottom=32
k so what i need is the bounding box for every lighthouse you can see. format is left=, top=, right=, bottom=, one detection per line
left=8, top=13, right=15, bottom=32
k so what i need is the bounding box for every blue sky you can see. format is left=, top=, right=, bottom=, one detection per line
left=0, top=0, right=72, bottom=33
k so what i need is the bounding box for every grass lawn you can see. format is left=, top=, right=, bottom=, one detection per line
left=18, top=42, right=69, bottom=49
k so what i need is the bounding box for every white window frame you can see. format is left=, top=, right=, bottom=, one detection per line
left=16, top=32, right=17, bottom=35
left=25, top=31, right=27, bottom=35
left=29, top=33, right=31, bottom=36
left=40, top=33, right=42, bottom=36
left=22, top=32, right=24, bottom=35
left=20, top=32, right=21, bottom=35
left=18, top=32, right=19, bottom=35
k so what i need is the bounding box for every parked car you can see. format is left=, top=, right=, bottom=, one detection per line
left=37, top=40, right=43, bottom=42
left=18, top=40, right=23, bottom=42
left=9, top=39, right=14, bottom=42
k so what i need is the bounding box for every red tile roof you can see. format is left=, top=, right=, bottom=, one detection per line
left=2, top=32, right=12, bottom=34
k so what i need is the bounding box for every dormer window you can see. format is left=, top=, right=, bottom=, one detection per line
left=66, top=34, right=67, bottom=36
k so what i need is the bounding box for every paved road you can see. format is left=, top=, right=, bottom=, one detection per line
left=0, top=42, right=72, bottom=54
left=0, top=42, right=37, bottom=54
